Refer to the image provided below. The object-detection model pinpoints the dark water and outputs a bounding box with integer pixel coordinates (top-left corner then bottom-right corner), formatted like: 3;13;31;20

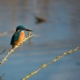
0;0;80;80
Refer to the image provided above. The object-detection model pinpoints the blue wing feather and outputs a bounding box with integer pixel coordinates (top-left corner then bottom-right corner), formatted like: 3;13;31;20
10;30;22;45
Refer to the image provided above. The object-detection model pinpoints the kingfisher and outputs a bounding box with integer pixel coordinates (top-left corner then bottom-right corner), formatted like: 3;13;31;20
10;25;32;48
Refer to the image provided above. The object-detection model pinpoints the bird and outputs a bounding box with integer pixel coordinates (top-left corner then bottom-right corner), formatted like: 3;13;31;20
10;25;32;48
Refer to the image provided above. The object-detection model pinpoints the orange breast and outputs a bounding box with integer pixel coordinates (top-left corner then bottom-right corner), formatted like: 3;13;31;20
12;31;25;48
18;31;25;43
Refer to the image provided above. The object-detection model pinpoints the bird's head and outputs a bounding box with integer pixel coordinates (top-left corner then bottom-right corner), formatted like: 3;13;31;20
16;25;32;32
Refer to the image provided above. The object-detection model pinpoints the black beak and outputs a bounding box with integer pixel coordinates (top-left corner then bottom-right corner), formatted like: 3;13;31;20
24;28;32;32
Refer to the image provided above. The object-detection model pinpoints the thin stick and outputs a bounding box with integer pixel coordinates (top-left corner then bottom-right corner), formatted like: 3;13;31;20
21;47;80;80
0;33;37;65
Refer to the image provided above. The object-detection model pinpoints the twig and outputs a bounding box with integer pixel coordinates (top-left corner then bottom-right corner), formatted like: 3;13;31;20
21;47;80;80
0;48;7;55
0;33;37;65
0;73;5;78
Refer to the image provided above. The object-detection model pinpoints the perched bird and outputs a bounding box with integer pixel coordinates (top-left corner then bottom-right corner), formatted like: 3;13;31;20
10;25;32;48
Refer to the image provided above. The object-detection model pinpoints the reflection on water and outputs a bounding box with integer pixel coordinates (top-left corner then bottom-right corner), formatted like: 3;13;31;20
0;0;80;80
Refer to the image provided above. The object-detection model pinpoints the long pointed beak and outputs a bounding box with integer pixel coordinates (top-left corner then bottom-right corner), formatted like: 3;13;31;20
25;28;32;32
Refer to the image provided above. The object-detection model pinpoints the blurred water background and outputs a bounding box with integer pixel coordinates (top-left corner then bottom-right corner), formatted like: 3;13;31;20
0;0;80;80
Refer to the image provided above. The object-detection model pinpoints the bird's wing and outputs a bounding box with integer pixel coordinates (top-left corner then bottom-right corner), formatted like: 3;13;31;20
10;32;20;45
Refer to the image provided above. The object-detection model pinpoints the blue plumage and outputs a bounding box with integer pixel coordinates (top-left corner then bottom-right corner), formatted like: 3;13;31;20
10;25;32;48
16;25;25;31
10;30;22;45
